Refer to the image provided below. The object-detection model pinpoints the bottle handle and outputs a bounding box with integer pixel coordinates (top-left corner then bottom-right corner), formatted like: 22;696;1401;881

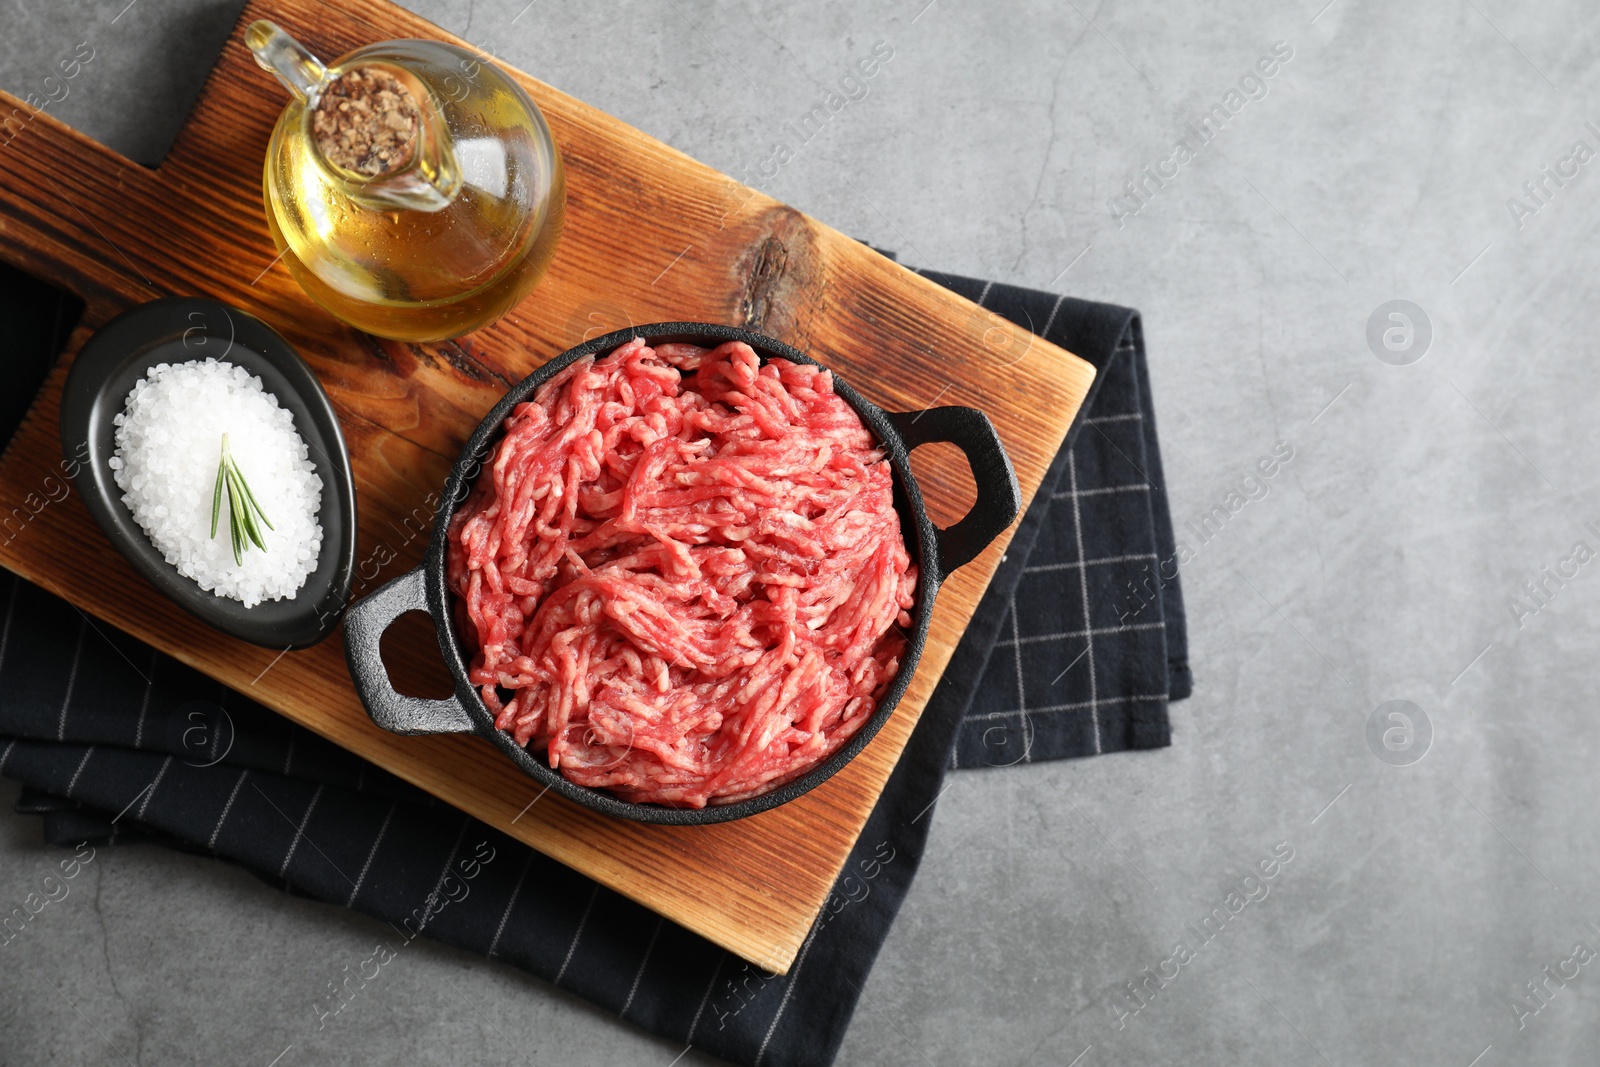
245;19;329;104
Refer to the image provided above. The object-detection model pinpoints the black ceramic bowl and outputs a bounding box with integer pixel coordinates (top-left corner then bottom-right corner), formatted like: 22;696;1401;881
344;323;1019;824
60;298;357;648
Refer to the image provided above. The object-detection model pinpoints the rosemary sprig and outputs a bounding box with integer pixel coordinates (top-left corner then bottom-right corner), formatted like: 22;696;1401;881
210;433;274;565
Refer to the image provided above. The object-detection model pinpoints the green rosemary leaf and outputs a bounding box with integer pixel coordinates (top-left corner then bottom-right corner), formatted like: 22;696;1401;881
234;474;252;559
233;461;274;532
210;453;225;539
228;479;244;566
226;468;251;548
210;432;274;563
230;467;268;552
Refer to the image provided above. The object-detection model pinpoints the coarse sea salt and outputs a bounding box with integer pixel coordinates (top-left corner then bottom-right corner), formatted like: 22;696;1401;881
111;358;323;608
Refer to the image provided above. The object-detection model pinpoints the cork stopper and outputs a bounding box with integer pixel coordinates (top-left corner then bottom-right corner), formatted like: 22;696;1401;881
310;66;420;177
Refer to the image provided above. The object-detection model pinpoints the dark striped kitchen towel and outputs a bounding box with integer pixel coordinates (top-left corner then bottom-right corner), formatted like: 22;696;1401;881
0;258;1187;1067
907;269;1191;768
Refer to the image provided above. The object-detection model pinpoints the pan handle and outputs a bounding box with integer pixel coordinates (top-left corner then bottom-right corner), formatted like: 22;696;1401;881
885;406;1021;578
343;568;477;736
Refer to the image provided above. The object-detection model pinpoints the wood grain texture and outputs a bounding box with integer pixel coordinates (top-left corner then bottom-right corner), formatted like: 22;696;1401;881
0;0;1093;973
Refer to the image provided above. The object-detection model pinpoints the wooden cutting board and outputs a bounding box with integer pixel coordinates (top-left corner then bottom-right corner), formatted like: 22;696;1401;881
0;0;1093;973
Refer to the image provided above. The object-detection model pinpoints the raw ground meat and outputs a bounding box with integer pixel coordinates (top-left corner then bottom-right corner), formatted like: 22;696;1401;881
446;338;917;807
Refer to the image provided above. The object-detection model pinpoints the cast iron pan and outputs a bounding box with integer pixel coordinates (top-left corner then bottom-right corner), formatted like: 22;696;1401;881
60;298;357;648
344;323;1019;824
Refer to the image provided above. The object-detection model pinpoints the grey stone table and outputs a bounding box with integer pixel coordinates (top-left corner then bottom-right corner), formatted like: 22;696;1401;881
4;1;1599;1063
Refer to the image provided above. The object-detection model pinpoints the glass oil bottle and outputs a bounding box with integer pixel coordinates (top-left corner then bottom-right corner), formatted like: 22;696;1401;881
247;20;565;342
